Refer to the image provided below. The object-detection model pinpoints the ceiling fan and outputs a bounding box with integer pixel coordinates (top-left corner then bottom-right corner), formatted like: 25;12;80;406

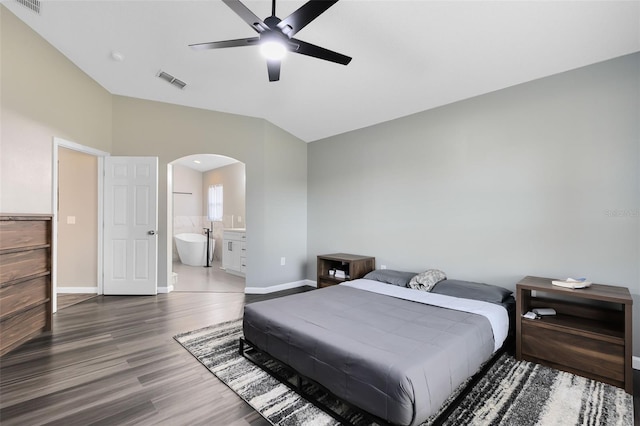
189;0;352;82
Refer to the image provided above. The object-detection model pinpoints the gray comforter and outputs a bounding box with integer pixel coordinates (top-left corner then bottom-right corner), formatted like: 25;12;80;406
243;285;496;426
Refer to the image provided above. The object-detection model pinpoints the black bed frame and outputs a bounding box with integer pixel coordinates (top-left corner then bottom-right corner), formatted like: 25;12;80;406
239;337;390;425
239;336;511;426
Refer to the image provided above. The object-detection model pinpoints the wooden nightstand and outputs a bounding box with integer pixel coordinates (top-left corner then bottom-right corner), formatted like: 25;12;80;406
515;276;633;394
316;253;375;288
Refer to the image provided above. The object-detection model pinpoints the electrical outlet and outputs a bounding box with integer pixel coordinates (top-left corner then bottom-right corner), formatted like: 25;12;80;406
67;216;76;225
280;257;286;266
381;265;387;269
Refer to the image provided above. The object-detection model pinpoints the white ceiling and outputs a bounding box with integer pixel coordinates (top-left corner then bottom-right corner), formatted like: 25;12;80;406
172;154;239;172
4;1;639;142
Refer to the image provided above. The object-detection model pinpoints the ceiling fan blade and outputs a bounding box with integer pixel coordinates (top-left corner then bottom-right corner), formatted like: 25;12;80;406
189;37;260;50
277;0;340;37
267;60;281;82
291;38;351;65
222;0;269;33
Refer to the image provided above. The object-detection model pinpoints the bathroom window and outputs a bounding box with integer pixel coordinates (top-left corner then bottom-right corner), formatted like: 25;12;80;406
208;184;223;221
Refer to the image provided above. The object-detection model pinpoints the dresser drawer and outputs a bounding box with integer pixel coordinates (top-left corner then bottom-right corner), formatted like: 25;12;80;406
0;276;49;319
521;321;624;382
0;214;53;357
0;303;48;356
0;219;49;251
0;249;49;284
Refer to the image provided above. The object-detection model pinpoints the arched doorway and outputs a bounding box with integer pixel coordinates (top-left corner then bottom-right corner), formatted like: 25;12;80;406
168;154;246;293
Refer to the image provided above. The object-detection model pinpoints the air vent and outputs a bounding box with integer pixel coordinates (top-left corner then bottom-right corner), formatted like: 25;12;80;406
157;71;187;90
16;0;40;14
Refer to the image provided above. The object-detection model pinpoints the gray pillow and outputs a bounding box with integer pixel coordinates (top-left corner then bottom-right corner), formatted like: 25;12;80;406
364;269;417;287
430;279;513;304
407;269;446;292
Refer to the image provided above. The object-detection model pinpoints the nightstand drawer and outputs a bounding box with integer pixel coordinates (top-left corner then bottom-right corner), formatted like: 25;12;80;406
516;276;633;393
521;321;624;382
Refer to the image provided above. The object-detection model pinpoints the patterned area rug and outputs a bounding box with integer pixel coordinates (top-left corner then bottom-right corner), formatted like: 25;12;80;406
174;319;633;426
443;355;633;426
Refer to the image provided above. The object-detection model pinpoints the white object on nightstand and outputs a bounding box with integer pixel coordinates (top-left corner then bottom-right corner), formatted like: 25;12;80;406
551;278;592;289
533;308;556;316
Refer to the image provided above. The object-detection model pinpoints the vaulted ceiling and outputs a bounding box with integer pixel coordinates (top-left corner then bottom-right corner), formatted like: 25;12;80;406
4;1;639;142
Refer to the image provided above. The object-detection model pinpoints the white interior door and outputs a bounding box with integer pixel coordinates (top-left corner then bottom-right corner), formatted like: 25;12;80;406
104;156;158;295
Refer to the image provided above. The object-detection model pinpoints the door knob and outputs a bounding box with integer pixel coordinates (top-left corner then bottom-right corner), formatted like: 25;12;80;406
148;230;157;235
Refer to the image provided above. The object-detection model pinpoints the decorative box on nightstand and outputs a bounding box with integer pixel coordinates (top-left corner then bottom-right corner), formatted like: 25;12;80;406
515;275;633;394
316;253;375;288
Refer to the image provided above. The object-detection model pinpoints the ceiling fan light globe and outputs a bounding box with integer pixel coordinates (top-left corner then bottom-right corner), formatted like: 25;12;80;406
260;41;287;60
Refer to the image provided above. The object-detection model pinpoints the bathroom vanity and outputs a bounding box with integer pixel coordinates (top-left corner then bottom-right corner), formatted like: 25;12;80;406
222;229;246;277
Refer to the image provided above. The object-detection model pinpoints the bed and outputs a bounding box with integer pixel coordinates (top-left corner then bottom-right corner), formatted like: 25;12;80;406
242;273;515;426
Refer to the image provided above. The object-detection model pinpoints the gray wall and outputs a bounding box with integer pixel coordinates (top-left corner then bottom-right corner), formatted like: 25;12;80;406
259;121;309;287
308;53;639;353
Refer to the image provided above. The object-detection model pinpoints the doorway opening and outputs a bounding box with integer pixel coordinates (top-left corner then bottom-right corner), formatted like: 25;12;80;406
52;137;108;312
168;154;246;293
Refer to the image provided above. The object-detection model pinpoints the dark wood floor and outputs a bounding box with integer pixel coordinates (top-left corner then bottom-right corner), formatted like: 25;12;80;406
1;288;637;425
57;293;98;310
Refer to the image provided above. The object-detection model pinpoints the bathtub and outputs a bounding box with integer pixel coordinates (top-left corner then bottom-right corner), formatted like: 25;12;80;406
174;233;215;266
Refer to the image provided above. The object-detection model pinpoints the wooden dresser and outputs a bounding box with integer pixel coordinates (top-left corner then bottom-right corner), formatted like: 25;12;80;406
0;214;53;356
516;276;632;394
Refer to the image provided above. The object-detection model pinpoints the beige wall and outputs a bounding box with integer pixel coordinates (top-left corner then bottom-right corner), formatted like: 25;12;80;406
203;162;246;260
0;6;112;214
57;148;98;289
2;7;309;290
172;164;204;261
203;162;246;225
112;96;308;289
173;165;203;218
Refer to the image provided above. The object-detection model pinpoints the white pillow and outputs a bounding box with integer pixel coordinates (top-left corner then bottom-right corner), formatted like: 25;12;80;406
407;269;446;292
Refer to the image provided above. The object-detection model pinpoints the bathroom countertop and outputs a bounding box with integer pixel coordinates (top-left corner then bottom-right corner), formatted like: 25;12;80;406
224;228;246;232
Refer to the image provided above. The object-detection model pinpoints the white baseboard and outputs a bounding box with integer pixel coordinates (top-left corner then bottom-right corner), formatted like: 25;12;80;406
57;287;98;294
58;286;177;294
633;356;640;370
245;279;316;294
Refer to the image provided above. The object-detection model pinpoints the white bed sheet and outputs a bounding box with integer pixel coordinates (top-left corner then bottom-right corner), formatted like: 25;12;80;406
342;278;509;352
